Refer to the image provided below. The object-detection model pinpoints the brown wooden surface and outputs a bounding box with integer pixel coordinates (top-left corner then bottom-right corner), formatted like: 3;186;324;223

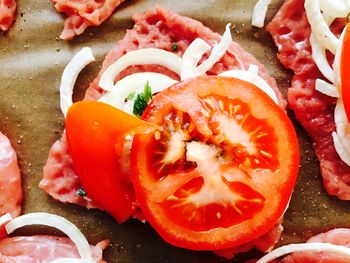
1;0;350;262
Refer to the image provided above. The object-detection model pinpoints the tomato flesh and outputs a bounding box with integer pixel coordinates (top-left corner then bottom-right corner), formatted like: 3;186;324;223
131;76;299;250
341;23;350;121
66;101;158;223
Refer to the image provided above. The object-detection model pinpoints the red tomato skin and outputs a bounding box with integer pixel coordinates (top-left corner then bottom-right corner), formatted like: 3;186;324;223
341;24;350;121
131;76;299;250
66;101;157;223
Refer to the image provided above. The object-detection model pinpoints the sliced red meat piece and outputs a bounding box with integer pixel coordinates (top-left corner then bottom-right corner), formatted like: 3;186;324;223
40;134;99;209
0;0;16;31
0;235;109;262
267;0;350;199
281;228;350;262
40;7;286;258
52;0;125;40
214;220;283;259
0;132;22;218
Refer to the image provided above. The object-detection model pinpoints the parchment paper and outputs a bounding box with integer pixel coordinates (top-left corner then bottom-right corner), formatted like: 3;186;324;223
1;0;350;262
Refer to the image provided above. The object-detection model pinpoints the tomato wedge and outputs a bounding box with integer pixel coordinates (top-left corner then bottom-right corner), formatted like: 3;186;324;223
66;101;158;223
131;76;299;250
341;23;350;121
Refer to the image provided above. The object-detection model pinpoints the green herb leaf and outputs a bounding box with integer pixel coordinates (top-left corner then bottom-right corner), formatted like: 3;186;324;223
133;94;148;117
171;43;178;52
76;188;87;197
143;81;152;102
133;81;153;117
127;92;136;100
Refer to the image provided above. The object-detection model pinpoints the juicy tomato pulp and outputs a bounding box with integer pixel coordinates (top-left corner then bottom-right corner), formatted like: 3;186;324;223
341;23;350;121
66;101;158;223
131;76;299;250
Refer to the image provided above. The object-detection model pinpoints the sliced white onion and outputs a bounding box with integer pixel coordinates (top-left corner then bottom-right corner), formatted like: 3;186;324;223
322;13;336;27
256;242;350;263
310;34;335;83
319;0;350;18
333;132;350;165
305;0;339;54
252;0;272;28
0;213;12;227
219;65;279;104
196;24;232;75
333;25;347;88
180;38;211;80
248;64;259;75
99;49;182;91
99;72;178;114
60;47;95;118
333;100;350;165
5;213;93;263
315;78;339;97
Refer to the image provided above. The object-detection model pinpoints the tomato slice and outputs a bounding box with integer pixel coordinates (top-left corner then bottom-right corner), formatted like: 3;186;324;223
131;76;299;250
341;23;350;121
66;101;158;223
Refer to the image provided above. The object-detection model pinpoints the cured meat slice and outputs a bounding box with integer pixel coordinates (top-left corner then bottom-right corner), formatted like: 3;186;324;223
281;228;350;262
0;132;22;218
52;0;125;40
0;0;16;31
0;235;109;262
40;7;286;258
267;0;350;199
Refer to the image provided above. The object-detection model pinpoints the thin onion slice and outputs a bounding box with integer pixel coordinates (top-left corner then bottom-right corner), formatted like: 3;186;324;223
333;132;350;165
99;49;182;91
310;34;335;83
333;100;350;165
305;0;339;54
256;242;350;263
219;65;279;103
319;0;350;18
196;24;232;75
333;25;347;87
315;78;339;97
0;213;12;227
252;0;272;28
60;47;95;118
99;72;178;114
5;213;93;262
322;13;336;26
180;38;211;80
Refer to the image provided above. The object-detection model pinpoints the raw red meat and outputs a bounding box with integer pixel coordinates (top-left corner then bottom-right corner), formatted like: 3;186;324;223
0;235;109;262
0;0;16;31
267;0;350;199
281;228;350;262
52;0;125;40
41;7;286;258
0;132;22;218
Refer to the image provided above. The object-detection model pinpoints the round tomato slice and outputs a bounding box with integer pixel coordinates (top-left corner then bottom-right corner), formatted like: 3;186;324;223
341;23;350;121
131;76;299;250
